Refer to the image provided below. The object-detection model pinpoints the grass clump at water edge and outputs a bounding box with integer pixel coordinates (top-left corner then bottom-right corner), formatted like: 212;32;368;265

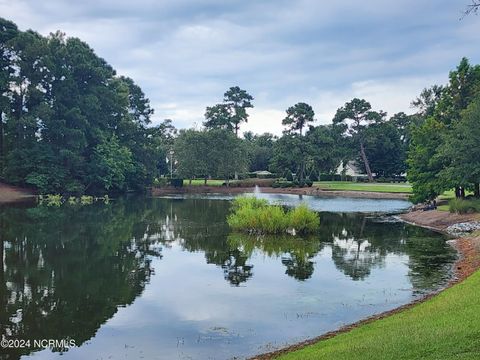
449;198;480;214
227;196;320;235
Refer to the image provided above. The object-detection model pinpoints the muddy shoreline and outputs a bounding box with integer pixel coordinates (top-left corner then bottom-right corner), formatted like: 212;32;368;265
250;210;480;360
0;182;35;204
152;185;410;199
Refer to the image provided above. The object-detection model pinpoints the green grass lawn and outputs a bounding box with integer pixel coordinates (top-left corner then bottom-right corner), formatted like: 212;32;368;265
313;181;412;193
437;204;450;212
277;270;480;360
183;179;225;186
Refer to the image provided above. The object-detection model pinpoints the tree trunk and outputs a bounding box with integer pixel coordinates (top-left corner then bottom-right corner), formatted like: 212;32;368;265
189;178;192;185
359;142;374;182
455;186;460;198
299;160;305;184
204;177;207;185
475;183;480;198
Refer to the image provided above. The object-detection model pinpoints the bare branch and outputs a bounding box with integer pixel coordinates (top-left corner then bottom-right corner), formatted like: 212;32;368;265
463;0;480;18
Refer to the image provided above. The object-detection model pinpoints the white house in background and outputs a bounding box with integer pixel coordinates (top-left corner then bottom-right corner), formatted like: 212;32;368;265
335;161;369;180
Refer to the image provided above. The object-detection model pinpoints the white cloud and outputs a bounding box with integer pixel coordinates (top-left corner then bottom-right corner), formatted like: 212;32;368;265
1;0;479;133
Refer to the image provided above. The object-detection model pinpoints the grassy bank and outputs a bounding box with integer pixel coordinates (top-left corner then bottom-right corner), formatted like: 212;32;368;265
275;270;480;360
183;179;225;186
182;180;412;193
313;181;412;193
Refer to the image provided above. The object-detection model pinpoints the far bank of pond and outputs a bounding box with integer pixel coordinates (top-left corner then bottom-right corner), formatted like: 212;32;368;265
152;185;410;199
0;193;461;360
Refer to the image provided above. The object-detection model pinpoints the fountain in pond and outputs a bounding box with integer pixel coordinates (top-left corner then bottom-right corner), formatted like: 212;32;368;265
253;185;261;196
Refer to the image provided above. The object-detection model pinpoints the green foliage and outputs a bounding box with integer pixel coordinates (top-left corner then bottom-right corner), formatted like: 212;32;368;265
204;86;254;136
282;102;315;136
272;180;295;188
408;58;480;202
38;194;63;207
80;195;94;205
333;98;386;181
90;135;134;192
285;170;294;181
169;178;184;187
0;19;173;195
407;118;448;203
362;120;407;177
243;132;276;172
227;196;320;235
448;198;480;214
173;128;249;183
288;204;320;233
153;177;168;187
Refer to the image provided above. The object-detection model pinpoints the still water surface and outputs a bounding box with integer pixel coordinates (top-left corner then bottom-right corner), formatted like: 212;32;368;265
0;195;455;359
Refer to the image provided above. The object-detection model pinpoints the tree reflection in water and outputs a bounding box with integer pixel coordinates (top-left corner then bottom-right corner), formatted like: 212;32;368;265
0;197;456;359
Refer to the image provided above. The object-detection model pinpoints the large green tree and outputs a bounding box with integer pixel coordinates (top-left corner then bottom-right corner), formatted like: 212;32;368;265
0;18;172;194
203;86;254;136
333;98;385;182
407;118;448;203
282;102;315;136
437;96;480;197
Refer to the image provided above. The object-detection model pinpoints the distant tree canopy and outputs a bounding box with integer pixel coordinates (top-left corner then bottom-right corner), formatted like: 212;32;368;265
204;86;254;136
0;17;173;194
174;128;248;184
2;18;479;200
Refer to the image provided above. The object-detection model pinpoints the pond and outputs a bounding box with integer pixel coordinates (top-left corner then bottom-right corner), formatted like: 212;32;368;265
0;195;456;360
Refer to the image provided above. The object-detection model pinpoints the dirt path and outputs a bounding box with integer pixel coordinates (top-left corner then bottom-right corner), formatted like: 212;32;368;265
0;182;35;204
398;209;480;232
152;186;410;199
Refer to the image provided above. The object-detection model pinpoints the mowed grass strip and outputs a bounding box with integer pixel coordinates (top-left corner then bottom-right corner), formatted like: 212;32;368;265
313;181;412;193
277;270;480;360
183;179;225;186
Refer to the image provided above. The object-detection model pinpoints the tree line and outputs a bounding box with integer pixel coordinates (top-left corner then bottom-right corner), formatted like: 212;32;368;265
2;17;479;202
176;60;480;204
175;87;412;187
0;17;175;194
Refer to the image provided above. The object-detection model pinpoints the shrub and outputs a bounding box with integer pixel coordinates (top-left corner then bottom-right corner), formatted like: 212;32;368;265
272;180;295;188
80;195;94;205
153;177;168;187
309;172;319;181
449;198;480;214
285;171;294;181
38;194;62;207
288;204;320;234
169;178;184;187
227;196;320;235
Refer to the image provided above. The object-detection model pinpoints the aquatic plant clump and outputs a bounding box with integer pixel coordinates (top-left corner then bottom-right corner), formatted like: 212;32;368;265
227;196;320;235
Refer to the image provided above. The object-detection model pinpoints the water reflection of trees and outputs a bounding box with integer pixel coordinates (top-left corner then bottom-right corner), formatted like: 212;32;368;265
228;233;324;281
0;199;162;359
0;197;457;359
151;201;455;287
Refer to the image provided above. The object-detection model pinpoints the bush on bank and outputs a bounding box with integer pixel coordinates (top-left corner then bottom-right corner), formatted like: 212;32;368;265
227;196;320;235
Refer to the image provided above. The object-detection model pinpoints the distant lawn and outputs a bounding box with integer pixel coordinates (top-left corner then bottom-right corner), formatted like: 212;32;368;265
437;204;450;212
183;179;225;186
277;269;480;360
313;181;412;193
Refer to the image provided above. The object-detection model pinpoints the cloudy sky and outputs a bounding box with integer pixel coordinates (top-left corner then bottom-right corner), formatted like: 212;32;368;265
1;0;479;135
